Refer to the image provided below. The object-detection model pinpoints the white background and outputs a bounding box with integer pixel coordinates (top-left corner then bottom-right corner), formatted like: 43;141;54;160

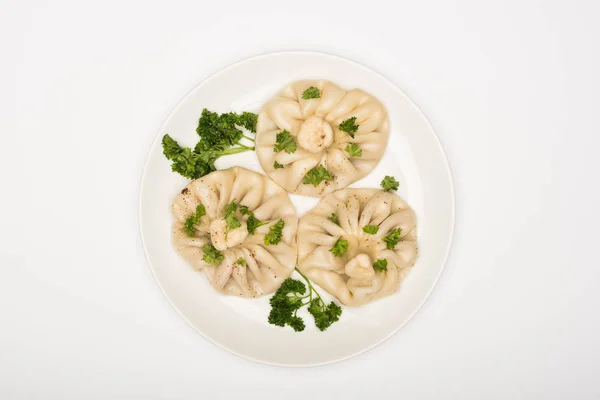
1;0;599;398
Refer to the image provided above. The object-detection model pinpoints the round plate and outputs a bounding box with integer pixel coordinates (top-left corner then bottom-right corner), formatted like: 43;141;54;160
139;51;454;367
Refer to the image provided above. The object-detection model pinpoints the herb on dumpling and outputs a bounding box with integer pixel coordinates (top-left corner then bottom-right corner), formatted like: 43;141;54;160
339;117;359;138
301;86;321;99
303;165;333;186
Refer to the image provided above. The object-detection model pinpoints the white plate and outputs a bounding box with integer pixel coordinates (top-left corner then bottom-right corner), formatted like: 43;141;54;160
139;51;454;367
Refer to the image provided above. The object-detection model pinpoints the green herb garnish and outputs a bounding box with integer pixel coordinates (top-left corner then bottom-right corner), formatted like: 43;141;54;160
236;257;246;267
327;213;339;225
202;243;224;265
273;130;297;154
239;205;267;234
268;269;342;332
382;228;402;249
345;143;362;158
183;204;206;237
330;237;348;257
224;201;241;233
362;225;379;235
301;86;321;99
303;165;333;186
264;219;285;245
273;161;284;169
162;108;257;179
373;259;388;272
339;117;359;138
381;175;399;191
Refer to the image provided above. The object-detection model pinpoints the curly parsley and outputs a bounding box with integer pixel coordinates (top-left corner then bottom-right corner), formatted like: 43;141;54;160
264;219;285;246
240;205;268;235
339;117;359;138
268;269;342;332
202;243;224;265
273;130;297;154
381;175;399;191
382;228;402;249
183;204;206;237
303;165;333;187
236;257;246;267
362;225;379;235
301;86;321;99
373;259;388;272
345;143;362;158
327;213;339;225
330;237;349;257
224;201;241;234
162;109;257;180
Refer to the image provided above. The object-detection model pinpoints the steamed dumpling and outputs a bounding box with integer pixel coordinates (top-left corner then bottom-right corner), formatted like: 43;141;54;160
256;80;390;197
297;189;418;306
171;167;298;297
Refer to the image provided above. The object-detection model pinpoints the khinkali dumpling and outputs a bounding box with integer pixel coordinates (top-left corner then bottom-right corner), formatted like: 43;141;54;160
297;189;418;306
256;80;390;197
171;167;298;297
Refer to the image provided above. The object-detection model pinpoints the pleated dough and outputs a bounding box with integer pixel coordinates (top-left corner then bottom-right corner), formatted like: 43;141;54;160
297;189;418;306
171;167;298;297
256;80;390;197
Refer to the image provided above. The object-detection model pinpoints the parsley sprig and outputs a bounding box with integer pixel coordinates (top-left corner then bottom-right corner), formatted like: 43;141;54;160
202;243;224;265
345;143;362;158
382;228;402;249
362;224;379;235
373;259;388;272
381;175;399;191
162;108;257;179
273;130;297;154
183;204;206;237
268;268;342;332
339;117;359;138
264;219;285;245
330;237;349;257
301;86;321;99
303;165;333;186
239;205;267;234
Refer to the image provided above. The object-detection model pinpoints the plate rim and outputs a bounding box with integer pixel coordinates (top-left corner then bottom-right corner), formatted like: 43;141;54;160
138;49;456;367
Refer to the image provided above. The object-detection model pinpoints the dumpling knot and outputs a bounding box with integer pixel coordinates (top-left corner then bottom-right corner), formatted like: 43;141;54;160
209;219;249;251
296;115;333;153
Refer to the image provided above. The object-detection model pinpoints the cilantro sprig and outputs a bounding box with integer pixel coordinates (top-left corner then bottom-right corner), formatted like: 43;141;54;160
183;204;206;237
273;161;284;169
268;268;342;332
162;108;257;179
